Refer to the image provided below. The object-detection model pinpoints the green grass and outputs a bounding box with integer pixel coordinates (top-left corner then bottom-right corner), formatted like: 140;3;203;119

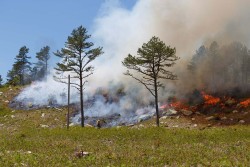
0;126;250;166
0;87;250;166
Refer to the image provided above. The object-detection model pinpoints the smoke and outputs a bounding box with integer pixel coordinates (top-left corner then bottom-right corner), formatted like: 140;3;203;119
89;0;250;95
14;0;250;125
15;74;79;107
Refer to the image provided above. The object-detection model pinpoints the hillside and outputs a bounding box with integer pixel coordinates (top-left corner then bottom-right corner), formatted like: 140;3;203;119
0;86;250;166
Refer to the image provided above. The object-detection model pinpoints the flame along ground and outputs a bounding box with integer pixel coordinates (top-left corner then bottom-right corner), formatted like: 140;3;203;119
160;91;250;113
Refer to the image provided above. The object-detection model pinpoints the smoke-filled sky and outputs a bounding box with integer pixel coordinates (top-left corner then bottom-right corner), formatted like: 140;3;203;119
88;0;250;90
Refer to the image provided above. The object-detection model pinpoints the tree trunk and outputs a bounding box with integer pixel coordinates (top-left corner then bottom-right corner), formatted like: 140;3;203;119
80;75;84;127
154;78;160;127
67;75;70;129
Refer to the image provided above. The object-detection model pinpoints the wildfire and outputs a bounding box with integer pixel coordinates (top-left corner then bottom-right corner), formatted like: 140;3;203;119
201;91;220;105
240;99;250;108
160;98;192;111
170;101;189;110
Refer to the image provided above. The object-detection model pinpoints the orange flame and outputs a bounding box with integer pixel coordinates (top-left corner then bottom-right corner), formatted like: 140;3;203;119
201;91;220;105
169;101;197;111
240;99;250;108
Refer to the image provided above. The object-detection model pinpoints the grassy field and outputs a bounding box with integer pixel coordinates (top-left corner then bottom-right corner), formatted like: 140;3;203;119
0;86;250;166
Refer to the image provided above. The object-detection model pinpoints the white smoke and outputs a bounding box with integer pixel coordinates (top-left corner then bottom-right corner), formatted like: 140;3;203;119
15;74;79;106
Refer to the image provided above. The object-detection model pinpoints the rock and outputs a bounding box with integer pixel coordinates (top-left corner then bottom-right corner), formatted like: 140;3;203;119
85;124;94;128
139;124;144;128
239;120;245;124
138;115;151;122
40;124;49;128
232;110;238;113
207;124;212;127
221;117;227;120
28;103;33;108
54;107;62;111
160;116;168;120
236;104;242;108
27;151;32;154
181;109;193;116
205;116;215;121
225;99;236;106
75;151;90;158
69;123;75;127
164;109;177;116
193;124;198;127
127;124;134;127
11;115;15;118
243;112;248;115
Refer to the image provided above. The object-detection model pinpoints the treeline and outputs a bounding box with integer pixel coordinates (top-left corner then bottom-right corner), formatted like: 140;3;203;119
6;45;50;86
188;41;250;95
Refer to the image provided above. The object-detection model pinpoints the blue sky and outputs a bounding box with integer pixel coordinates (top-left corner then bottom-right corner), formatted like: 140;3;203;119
0;0;136;81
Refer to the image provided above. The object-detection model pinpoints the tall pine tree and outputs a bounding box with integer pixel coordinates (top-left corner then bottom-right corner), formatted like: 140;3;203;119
122;36;179;127
54;26;103;127
7;46;31;85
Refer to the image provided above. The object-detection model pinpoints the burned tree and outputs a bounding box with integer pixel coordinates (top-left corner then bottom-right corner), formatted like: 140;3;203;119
54;26;103;127
122;36;179;127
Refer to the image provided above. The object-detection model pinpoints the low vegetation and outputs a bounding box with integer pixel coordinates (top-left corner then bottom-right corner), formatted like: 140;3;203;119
0;87;250;166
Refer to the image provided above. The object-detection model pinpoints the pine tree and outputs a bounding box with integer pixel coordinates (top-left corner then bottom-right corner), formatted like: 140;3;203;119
36;46;50;80
122;36;179;127
0;75;3;87
54;26;103;127
7;46;31;85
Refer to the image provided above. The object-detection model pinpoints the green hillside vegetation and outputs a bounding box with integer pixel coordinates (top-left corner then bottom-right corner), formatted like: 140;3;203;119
0;86;250;166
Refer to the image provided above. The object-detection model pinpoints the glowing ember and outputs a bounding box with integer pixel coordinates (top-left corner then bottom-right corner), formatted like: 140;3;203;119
201;91;220;105
240;99;250;108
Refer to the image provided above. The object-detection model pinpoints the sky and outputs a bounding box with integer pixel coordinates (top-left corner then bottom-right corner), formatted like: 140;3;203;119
0;0;136;81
